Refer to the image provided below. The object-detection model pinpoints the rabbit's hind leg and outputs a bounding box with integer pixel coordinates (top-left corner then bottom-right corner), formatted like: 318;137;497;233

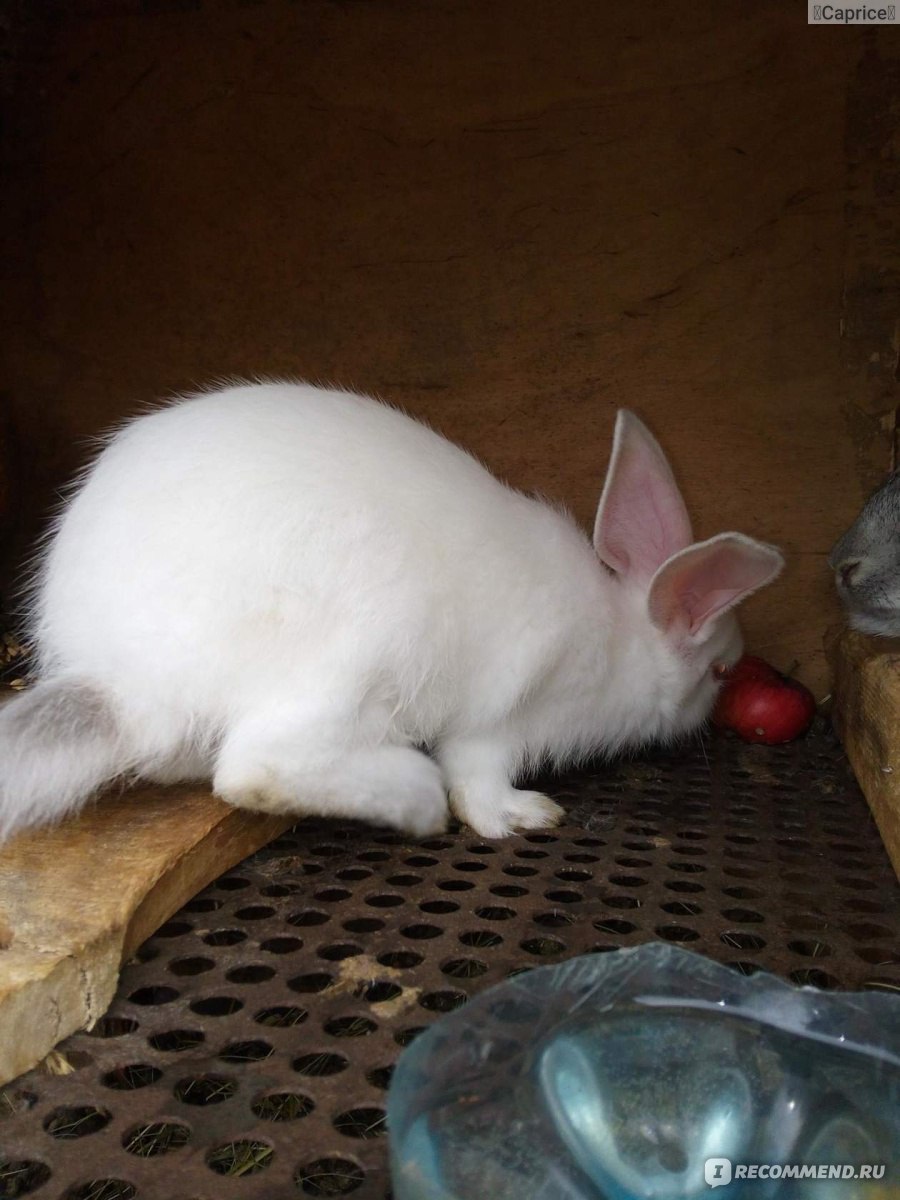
141;746;213;786
212;699;448;837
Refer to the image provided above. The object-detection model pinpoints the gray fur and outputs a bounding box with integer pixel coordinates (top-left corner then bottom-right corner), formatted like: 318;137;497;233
0;680;127;840
829;469;900;636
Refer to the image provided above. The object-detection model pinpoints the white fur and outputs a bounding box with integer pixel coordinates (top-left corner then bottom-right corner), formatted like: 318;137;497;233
0;384;784;841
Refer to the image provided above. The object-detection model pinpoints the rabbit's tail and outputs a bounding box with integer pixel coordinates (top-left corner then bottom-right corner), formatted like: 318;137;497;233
0;678;132;842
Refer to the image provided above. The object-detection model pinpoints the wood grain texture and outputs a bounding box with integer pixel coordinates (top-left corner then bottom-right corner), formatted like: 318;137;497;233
0;788;291;1086
826;624;900;881
0;2;887;693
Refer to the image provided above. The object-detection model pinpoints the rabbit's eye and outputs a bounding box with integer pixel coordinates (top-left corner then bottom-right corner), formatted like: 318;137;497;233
712;663;730;681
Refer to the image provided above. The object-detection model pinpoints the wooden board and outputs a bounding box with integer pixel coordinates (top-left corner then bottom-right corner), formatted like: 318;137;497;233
0;787;290;1087
826;624;900;881
1;2;892;694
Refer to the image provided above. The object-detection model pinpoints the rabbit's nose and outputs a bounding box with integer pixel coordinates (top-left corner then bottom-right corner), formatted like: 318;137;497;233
837;560;861;588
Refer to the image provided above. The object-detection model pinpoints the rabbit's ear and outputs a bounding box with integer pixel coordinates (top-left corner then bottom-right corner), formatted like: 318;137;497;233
593;410;693;579
648;533;784;636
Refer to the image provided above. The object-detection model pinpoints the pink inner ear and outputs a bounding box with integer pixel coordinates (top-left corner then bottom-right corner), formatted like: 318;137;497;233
649;535;784;635
594;411;693;579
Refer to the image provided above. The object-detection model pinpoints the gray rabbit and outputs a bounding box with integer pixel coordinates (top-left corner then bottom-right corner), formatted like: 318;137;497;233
830;469;900;635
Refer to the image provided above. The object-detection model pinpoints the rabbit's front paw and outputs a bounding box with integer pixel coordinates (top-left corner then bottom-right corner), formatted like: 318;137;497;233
449;786;564;839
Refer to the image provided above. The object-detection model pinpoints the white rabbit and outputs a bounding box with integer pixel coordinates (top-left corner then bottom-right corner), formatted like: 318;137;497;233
0;383;783;842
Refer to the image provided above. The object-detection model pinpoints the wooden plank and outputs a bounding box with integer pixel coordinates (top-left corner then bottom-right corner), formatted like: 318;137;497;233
825;624;900;881
0;2;883;695
0;787;291;1086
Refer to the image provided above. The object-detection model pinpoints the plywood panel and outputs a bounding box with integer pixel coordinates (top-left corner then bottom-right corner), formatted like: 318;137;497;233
0;2;889;692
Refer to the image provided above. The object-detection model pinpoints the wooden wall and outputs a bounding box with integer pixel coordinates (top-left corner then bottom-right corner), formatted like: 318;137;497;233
2;1;897;693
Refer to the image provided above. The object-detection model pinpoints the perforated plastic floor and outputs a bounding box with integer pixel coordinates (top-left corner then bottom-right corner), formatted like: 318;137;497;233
1;727;899;1200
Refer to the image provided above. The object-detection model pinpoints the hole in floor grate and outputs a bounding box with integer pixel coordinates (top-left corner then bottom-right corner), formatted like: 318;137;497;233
218;1039;273;1063
43;1106;112;1139
122;1121;190;1157
333;1106;387;1139
296;1157;366;1195
146;1029;204;1053
64;1182;137;1200
173;1074;237;1105
292;1052;349;1077
206;1139;274;1176
255;1004;309;1026
252;1091;315;1121
1;730;897;1198
101;1065;162;1091
86;1017;138;1039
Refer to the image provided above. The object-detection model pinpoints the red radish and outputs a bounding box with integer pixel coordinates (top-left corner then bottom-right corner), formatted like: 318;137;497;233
721;654;779;684
713;655;816;744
